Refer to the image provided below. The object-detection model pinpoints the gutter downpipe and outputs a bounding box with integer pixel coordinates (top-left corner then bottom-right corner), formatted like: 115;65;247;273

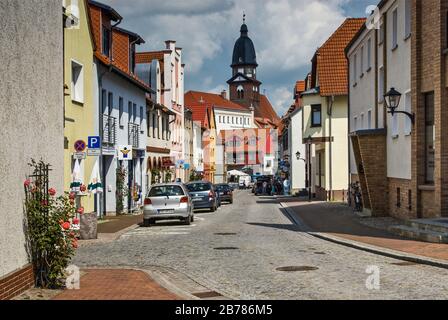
99;17;122;219
328;95;334;201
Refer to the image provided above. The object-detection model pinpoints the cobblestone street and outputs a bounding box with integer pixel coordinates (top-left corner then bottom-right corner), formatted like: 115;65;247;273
73;191;448;300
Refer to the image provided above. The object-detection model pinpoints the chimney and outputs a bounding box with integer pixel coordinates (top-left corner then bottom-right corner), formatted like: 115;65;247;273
165;40;176;51
220;90;227;100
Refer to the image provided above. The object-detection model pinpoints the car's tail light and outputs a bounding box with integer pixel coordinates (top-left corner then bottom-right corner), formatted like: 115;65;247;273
180;196;188;203
144;198;152;205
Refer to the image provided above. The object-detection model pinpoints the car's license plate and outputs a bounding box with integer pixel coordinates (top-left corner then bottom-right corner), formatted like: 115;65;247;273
158;209;174;214
192;198;201;202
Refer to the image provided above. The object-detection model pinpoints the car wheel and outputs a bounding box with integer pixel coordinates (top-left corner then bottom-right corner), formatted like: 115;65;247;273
183;217;191;225
230;199;233;204
143;219;151;227
210;205;216;212
191;215;194;222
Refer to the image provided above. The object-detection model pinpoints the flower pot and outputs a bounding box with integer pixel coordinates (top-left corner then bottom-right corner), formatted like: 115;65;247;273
80;212;97;240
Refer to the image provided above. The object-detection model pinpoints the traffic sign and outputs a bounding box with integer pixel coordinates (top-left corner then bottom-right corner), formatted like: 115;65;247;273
87;149;101;156
74;140;87;152
88;136;101;149
73;152;86;160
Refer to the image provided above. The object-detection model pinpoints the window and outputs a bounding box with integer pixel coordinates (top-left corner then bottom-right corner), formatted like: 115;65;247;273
219;116;221;123
161;115;165;139
392;8;398;50
354;116;358;131
361;113;365;129
157;115;160;138
311;104;322;127
107;92;113;116
133;103;137;123
129;44;136;74
71;60;84;103
379;22;384;44
378;67;385;102
101;90;107;114
405;0;411;39
360;46;364;76
404;91;412;135
140;106;144;127
102;26;111;58
128;102;133;123
227;116;230;123
396;187;401;208
367;110;372;129
237;85;244;99
367;38;372;70
353;54;358;83
425;92;435;184
119;97;124;126
152;113;156;137
408;190;412;211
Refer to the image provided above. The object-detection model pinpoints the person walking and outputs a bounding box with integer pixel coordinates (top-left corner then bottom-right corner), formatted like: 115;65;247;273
283;178;290;196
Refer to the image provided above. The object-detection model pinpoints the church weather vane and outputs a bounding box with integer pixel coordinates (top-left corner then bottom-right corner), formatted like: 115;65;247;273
243;12;246;24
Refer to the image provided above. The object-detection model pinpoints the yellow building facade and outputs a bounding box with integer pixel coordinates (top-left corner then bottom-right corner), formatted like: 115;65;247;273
63;0;97;213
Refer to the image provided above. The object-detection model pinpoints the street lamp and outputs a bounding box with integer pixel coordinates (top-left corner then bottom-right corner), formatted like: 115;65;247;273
296;151;306;162
384;87;414;124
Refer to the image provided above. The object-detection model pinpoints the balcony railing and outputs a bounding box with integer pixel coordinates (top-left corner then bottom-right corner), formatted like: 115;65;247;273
103;114;117;146
128;123;140;148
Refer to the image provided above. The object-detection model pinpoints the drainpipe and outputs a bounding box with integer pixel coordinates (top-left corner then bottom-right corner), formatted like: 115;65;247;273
327;95;334;201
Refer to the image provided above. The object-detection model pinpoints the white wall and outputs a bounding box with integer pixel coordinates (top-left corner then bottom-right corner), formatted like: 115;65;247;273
101;67;147;212
289;109;306;191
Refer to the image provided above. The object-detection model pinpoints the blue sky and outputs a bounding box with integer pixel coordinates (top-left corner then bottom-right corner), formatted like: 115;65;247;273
104;0;374;115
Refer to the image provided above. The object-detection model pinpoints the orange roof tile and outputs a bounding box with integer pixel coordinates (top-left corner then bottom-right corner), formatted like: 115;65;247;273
256;95;280;123
295;80;306;94
185;91;248;111
136;51;168;64
315;18;366;96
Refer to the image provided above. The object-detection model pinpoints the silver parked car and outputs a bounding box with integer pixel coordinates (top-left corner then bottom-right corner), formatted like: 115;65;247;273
143;183;194;227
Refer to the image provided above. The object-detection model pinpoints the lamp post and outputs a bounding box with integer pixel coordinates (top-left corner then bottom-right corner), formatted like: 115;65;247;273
384;87;414;124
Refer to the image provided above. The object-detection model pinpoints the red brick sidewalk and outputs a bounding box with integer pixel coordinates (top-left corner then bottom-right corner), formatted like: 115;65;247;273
53;269;180;300
282;200;448;261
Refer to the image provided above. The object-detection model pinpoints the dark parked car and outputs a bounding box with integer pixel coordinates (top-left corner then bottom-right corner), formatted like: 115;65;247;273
215;183;233;204
254;178;273;196
186;181;218;212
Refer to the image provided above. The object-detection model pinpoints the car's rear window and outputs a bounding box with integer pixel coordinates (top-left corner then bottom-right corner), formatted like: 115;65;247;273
216;185;230;191
148;186;184;197
187;183;211;192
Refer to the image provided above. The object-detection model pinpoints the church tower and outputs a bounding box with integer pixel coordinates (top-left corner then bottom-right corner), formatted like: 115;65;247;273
227;16;261;110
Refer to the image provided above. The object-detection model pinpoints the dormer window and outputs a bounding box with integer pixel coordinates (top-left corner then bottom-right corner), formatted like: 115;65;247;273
102;26;111;58
129;43;136;73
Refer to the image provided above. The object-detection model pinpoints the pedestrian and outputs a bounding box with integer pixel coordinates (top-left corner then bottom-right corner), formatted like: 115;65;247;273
283;178;290;196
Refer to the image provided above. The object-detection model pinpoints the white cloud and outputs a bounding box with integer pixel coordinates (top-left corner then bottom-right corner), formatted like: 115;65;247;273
102;0;356;74
265;86;294;116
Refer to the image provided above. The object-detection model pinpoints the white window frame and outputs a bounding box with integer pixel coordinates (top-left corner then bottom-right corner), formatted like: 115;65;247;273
404;0;411;39
367;109;372;129
367;38;372;70
404;90;412;135
378;66;385;103
392;8;398;50
71;59;84;104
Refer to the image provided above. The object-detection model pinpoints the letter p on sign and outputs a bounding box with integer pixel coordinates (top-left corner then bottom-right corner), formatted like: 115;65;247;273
88;136;101;149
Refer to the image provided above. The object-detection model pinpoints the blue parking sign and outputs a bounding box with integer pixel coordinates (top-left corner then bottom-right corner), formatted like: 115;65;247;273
88;136;101;149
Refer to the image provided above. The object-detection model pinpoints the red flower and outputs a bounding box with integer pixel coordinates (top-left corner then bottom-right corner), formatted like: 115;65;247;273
72;240;78;249
62;222;70;230
77;207;84;215
24;179;31;187
41;200;48;207
48;188;56;196
80;185;87;192
69;231;76;238
73;218;80;225
69;192;76;200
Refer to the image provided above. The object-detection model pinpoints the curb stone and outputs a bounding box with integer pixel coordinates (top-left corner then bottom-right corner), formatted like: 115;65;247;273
280;202;448;270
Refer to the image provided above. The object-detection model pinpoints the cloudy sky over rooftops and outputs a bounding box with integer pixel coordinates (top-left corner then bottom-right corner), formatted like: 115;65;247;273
103;0;373;115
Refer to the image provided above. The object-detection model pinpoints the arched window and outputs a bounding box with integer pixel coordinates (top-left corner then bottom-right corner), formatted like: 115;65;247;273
237;85;244;99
